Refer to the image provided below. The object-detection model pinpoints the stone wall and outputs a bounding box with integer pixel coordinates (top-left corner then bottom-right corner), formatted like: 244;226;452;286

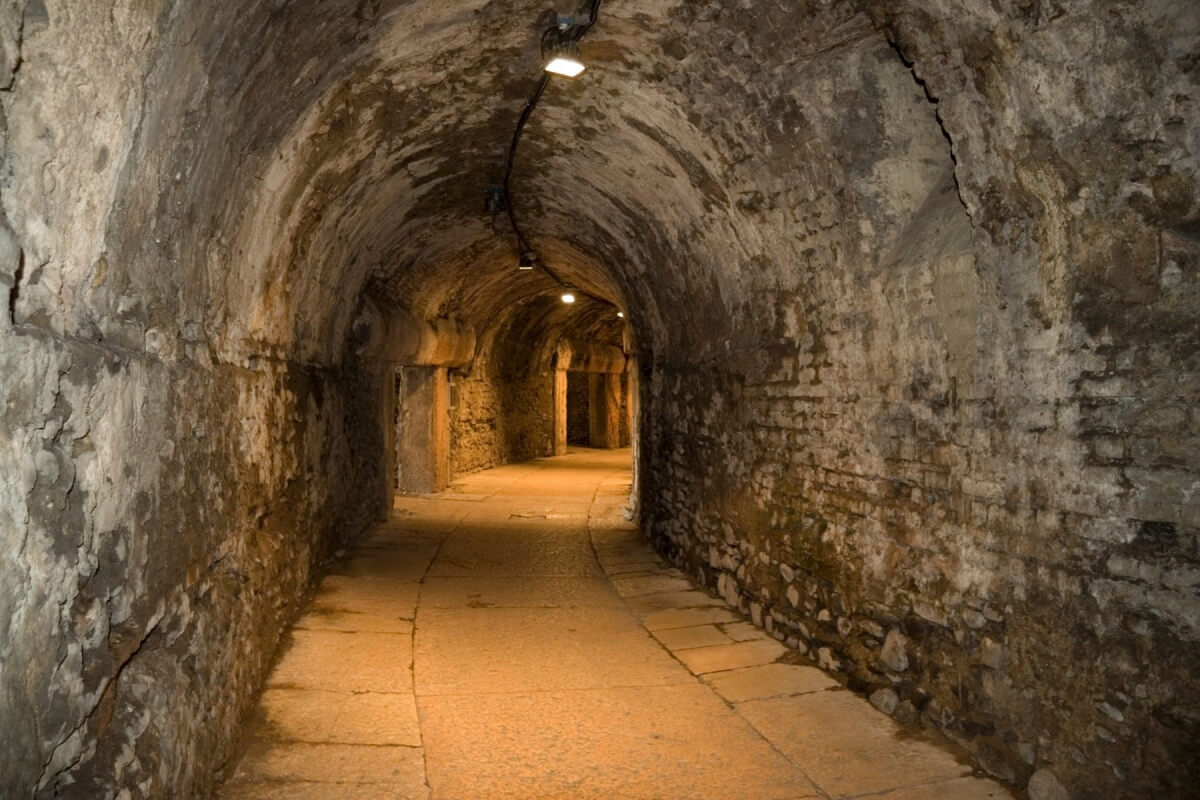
633;3;1200;798
0;318;382;797
0;2;386;796
450;358;554;477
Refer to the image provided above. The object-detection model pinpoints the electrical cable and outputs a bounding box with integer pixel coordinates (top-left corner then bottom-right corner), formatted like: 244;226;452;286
503;72;550;261
501;0;611;304
568;0;604;41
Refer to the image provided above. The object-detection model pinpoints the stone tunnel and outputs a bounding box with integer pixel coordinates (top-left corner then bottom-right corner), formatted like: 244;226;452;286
1;0;1198;798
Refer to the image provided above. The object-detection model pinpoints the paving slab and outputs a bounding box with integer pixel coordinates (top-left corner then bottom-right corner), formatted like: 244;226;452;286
389;500;471;532
642;606;741;630
673;637;789;674
462;507;592;530
603;560;670;574
595;551;662;568
310;575;421;620
295;609;414;634
227;741;426;786
652;623;734;651
611;573;696;596
415;606;688;695
624;590;727;614
738;690;975;798
254;688;421;746
362;524;444;547
590;529;647;547
426;535;602;578
267;630;412;693
220;781;428;800
329;544;438;582
222;449;1012;800
723;620;774;641
419;575;621;609
593;541;659;558
707;663;840;703
418;684;819;800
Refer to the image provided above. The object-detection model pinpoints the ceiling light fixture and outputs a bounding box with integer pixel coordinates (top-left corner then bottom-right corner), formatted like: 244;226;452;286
502;2;615;313
545;41;586;77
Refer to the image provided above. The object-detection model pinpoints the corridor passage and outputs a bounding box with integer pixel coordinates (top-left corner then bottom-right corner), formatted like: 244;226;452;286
218;450;1012;800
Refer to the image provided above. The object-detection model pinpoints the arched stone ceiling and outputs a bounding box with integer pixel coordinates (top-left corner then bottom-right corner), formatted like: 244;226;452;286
10;0;1193;370
82;0;900;366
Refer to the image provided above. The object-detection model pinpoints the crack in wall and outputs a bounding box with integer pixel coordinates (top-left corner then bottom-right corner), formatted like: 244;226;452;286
1;0;45;92
6;239;20;324
884;36;975;229
36;612;166;794
0;3;23;91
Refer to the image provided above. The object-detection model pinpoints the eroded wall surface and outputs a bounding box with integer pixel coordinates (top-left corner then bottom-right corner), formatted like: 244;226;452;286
450;361;555;475
0;3;385;796
634;3;1199;797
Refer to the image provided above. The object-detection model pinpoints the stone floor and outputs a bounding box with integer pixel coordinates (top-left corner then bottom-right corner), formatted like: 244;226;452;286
218;448;1015;800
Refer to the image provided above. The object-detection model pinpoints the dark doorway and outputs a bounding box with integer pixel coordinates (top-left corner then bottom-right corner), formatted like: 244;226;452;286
566;371;591;446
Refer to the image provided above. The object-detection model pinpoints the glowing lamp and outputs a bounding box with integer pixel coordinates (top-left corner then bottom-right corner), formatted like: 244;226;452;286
546;56;585;77
545;41;586;77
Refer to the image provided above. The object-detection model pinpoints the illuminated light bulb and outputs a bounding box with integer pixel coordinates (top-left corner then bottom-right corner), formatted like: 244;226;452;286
617;311;625;318
545;41;586;78
561;292;576;304
545;56;586;77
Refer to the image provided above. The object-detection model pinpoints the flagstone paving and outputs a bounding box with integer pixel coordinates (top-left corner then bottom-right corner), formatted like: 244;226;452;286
219;449;1014;800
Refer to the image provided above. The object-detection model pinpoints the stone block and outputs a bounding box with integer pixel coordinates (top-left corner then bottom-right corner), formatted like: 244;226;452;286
673;638;788;675
652;624;733;651
881;629;910;672
709;663;839;703
1027;768;1072;800
869;687;900;715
